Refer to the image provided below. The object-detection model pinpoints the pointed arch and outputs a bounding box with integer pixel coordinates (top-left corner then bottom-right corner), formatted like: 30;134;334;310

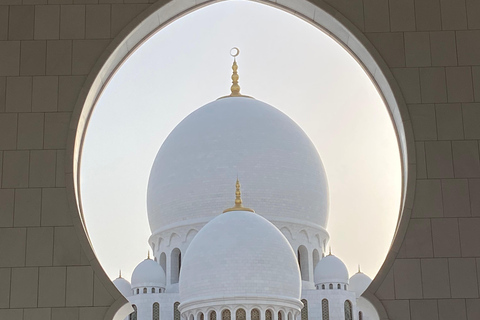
251;309;260;320
171;248;181;284
185;229;198;243
265;309;273;320
222;309;231;320
280;227;293;240
130;305;137;320
160;252;166;274
236;309;246;320
312;249;320;270
301;299;308;320
210;311;217;320
299;230;310;243
321;299;329;320
168;233;180;246
297;245;309;281
344;300;352;320
153;302;160;320
174;302;180;320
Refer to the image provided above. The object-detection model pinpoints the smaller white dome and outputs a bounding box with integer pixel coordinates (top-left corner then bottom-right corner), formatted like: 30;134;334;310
131;258;166;289
314;254;349;285
349;272;372;298
180;210;302;307
113;277;132;297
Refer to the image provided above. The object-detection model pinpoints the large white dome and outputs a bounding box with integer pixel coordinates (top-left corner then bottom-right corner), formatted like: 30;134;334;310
147;97;328;233
179;209;302;306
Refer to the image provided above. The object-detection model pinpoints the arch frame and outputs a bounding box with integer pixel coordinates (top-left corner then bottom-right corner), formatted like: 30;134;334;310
65;0;416;319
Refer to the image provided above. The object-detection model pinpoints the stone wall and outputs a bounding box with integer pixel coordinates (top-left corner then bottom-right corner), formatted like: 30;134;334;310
1;0;480;319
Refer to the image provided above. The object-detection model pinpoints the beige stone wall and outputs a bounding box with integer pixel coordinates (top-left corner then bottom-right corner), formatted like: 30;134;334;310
1;0;479;319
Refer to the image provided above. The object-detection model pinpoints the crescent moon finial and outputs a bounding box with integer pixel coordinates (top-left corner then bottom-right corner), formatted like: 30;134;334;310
230;47;240;58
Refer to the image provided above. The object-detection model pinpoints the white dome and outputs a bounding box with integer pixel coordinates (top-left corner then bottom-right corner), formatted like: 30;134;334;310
314;254;349;285
349;272;372;298
113;277;132;297
131;258;166;288
147;97;329;234
179;210;302;305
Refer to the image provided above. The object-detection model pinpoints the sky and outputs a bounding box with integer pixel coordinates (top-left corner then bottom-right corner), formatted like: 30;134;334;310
80;0;402;282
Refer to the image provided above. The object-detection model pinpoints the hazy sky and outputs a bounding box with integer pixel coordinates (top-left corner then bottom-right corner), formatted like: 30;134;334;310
80;0;402;281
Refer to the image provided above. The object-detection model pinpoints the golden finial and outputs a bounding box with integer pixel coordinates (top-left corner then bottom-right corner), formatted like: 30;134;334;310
230;47;241;97
119;270;122;278
223;178;255;213
328;247;332;256
147;251;150;259
358;264;361;273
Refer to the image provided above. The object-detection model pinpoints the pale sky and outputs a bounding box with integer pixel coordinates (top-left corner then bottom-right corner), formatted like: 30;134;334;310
80;0;402;282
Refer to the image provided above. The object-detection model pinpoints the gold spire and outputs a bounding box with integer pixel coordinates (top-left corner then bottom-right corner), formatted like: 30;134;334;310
119;270;122;278
230;47;241;96
223;178;255;213
328;247;332;256
217;47;252;100
358;264;361;273
147;251;150;259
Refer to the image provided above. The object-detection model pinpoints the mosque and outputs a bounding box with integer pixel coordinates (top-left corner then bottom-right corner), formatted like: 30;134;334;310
112;49;379;320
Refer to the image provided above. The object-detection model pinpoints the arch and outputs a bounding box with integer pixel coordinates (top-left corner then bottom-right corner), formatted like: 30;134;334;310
251;309;260;320
190;315;194;320
329;284;333;290
277;311;283;320
301;299;308;320
171;248;181;284
198;313;204;320
152;288;155;293
222;309;231;320
287;312;292;320
337;284;341;289
153;302;160;320
160;252;167;274
67;1;416;319
321;284;325;290
358;312;363;320
321;299;329;320
344;301;352;320
130;305;138;320
280;227;293;240
312;249;320;270
299;230;310;243
265;310;273;320
168;233;181;246
316;234;323;248
297;245;309;281
174;302;181;320
136;288;139;294
210;311;217;320
185;229;198;243
236;309;246;320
